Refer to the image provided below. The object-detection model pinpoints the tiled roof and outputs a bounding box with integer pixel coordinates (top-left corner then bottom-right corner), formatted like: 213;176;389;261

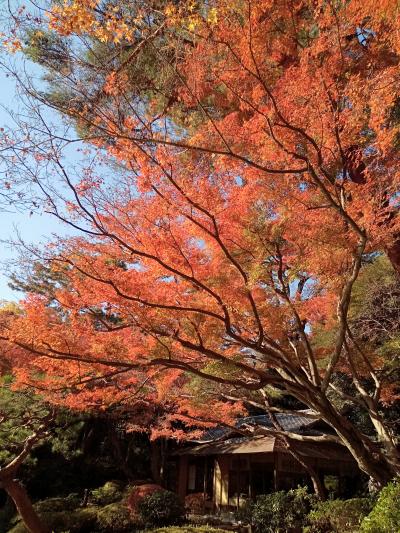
173;412;358;461
195;413;320;443
176;435;355;461
176;436;278;456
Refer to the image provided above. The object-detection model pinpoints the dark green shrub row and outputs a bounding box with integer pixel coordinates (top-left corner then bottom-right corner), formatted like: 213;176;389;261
237;479;400;533
239;486;315;533
305;497;373;532
7;478;400;532
306;479;400;533
7;485;185;532
8;502;136;532
8;507;98;533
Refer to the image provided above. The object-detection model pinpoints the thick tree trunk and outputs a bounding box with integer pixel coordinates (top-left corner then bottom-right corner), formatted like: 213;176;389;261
1;478;47;533
288;449;326;500
338;435;395;487
386;238;400;275
150;440;163;485
309;471;327;501
316;401;397;487
109;431;133;480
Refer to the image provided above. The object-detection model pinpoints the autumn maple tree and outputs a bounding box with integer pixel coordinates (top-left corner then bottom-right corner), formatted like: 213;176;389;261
0;0;399;490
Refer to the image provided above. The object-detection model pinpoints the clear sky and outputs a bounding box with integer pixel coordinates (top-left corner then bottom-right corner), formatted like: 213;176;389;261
0;65;68;301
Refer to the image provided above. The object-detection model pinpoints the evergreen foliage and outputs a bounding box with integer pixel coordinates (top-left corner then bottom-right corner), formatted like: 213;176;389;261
246;487;315;533
360;478;400;533
306;497;373;533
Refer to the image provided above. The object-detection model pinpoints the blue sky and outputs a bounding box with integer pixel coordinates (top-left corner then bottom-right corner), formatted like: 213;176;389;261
0;65;67;301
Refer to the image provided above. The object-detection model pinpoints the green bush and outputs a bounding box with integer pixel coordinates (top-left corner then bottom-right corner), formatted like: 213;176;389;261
91;481;124;506
235;498;253;525
138;490;185;527
34;493;81;513
8;507;97;533
251;486;314;532
360;479;400;533
126;483;164;515
96;501;136;532
306;497;373;533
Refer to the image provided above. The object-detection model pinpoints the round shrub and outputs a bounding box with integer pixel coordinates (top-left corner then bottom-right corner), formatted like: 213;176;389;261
251;487;314;533
306;497;373;533
126;483;164;516
91;481;123;506
360;478;400;533
138;489;185;527
34;493;81;513
96;502;137;532
185;493;206;514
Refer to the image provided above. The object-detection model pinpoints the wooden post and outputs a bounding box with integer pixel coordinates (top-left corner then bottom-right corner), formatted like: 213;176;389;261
220;456;229;508
203;456;207;513
214;456;229;509
249;458;252;500
214;458;222;510
274;452;280;491
177;456;188;501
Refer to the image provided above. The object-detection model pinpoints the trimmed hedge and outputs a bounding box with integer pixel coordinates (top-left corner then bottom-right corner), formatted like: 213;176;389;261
96;501;136;531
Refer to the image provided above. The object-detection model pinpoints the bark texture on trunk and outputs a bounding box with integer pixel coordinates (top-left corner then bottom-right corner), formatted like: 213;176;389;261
1;478;48;533
317;403;398;488
387;238;400;275
287;449;326;500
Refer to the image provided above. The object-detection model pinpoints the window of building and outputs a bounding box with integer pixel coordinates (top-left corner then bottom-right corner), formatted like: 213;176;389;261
228;470;250;499
187;458;214;497
251;465;274;496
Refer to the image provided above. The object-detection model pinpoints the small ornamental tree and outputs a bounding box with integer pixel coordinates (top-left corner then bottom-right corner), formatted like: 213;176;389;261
0;0;399;490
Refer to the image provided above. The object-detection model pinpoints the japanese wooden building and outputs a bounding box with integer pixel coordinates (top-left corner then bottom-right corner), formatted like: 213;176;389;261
170;414;360;512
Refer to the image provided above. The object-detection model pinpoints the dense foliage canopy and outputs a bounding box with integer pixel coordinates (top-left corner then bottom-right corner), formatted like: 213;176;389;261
0;0;399;492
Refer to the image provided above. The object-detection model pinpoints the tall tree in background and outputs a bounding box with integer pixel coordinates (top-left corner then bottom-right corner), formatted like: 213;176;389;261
0;0;399;489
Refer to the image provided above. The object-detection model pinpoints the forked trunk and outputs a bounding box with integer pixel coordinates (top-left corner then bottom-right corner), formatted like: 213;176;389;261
317;403;398;488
